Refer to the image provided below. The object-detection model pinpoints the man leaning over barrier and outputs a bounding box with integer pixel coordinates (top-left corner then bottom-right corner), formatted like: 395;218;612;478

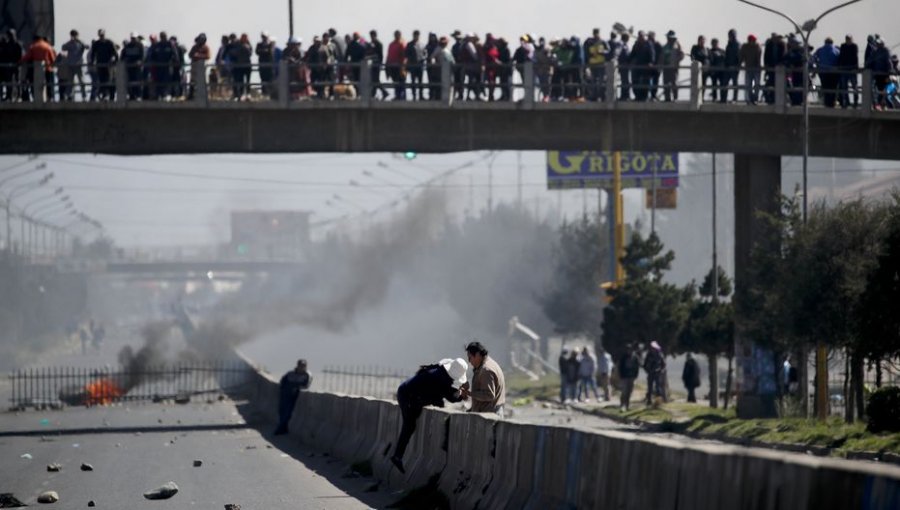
391;357;469;473
274;359;312;435
461;341;506;417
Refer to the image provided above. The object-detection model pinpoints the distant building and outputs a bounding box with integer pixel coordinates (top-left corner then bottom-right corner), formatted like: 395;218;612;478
229;210;311;260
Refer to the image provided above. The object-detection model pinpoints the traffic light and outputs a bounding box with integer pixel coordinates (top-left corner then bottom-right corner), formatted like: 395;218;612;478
403;151;417;160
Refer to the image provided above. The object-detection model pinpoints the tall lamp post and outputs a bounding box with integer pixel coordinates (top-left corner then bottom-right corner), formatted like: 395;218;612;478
738;0;863;422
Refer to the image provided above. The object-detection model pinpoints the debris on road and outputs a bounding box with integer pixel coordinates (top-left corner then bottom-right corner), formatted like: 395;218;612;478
47;463;62;472
37;490;59;503
80;463;94;471
88;501;95;507
224;505;241;510
143;481;179;500
174;393;191;404
0;493;27;507
19;453;32;460
193;460;202;467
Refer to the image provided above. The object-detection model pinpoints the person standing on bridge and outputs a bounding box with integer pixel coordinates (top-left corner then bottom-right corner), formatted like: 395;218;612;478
274;359;312;435
461;341;506;416
391;357;468;473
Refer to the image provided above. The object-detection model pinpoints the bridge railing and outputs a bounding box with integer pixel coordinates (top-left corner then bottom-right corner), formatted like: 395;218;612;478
1;60;896;112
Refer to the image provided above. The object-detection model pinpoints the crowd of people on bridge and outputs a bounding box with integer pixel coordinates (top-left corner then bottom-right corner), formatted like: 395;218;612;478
0;25;897;108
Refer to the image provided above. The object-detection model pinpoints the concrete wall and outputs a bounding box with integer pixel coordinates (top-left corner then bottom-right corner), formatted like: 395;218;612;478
2;105;900;159
233;351;900;510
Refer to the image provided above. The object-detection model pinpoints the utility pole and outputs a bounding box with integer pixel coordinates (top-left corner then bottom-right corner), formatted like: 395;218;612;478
712;153;718;301
650;157;658;234
613;151;624;286
517;151;523;210
288;0;295;38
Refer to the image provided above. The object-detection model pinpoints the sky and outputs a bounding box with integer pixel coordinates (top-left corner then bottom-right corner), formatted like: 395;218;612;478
4;0;899;274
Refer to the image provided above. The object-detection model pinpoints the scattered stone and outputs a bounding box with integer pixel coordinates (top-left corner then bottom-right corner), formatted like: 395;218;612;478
88;501;95;507
244;445;257;450
143;482;179;500
157;419;163;424
224;505;241;510
80;463;93;471
174;393;191;404
0;493;27;507
47;463;62;472
265;445;273;449
193;460;202;467
20;453;32;460
37;490;59;503
114;443;121;448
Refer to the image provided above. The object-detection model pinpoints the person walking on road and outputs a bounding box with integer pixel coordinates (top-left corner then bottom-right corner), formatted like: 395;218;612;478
461;341;506;416
563;349;580;403
644;341;667;404
274;359;312;435
598;347;613;401
618;347;640;411
577;347;601;402
682;353;701;403
391;357;468;473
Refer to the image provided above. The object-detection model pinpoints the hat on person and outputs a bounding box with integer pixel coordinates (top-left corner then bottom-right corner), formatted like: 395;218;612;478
439;358;468;386
666;30;676;39
650;341;662;351
288;36;301;44
130;31;138;39
261;30;270;38
451;30;462;38
748;34;757;42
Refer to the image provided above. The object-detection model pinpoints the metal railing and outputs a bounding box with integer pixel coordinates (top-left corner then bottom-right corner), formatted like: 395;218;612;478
317;365;409;401
7;360;253;410
0;60;896;112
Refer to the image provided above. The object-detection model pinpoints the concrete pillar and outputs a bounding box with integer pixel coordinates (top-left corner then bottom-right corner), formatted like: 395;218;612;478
733;153;781;419
861;69;872;116
605;60;616;104
115;62;127;105
523;61;534;108
33;62;45;105
360;60;371;106
277;60;289;107
689;61;700;108
192;61;208;106
441;59;451;106
775;66;786;113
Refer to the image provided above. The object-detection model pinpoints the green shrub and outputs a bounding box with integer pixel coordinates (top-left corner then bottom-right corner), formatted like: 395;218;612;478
866;386;900;433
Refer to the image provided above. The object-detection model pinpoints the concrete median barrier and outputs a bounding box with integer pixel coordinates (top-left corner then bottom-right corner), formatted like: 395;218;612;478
437;411;499;510
237;354;900;510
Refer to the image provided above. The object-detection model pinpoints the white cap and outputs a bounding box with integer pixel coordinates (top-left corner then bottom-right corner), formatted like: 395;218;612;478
261;30;270;38
439;358;468;386
130;31;138;39
288;36;301;44
650;341;661;351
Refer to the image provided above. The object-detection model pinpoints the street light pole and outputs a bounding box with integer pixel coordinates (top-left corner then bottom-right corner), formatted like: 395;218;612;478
738;0;864;422
288;0;294;39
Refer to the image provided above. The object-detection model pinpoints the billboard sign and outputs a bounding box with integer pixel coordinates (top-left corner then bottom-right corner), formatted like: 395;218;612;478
547;151;679;190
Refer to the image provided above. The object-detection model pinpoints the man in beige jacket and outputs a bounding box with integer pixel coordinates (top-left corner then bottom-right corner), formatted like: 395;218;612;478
461;341;506;417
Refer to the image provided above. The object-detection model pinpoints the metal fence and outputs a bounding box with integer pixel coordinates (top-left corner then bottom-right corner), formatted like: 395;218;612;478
7;360;253;410
317;365;409;401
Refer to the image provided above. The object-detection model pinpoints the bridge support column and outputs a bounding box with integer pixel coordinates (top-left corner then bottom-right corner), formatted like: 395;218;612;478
734;153;781;419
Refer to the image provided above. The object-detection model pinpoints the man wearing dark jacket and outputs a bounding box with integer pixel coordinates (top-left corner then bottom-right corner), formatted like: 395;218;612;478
618;347;640;411
90;29;117;100
630;31;655;101
391;358;468;473
724;29;741;102
682;353;701;403
274;359;312;435
838;35;859;108
0;29;24;101
763;33;786;104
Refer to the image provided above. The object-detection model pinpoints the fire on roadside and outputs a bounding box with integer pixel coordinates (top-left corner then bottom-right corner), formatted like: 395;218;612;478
83;378;125;405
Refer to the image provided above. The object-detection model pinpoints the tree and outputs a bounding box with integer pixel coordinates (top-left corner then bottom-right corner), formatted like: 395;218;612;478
678;266;735;408
602;232;691;361
540;214;609;341
856;193;900;388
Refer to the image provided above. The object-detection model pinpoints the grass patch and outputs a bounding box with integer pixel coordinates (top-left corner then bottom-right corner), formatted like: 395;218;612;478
589;400;900;456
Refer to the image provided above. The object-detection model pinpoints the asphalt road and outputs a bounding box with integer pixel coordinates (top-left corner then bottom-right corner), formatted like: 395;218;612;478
0;401;397;509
